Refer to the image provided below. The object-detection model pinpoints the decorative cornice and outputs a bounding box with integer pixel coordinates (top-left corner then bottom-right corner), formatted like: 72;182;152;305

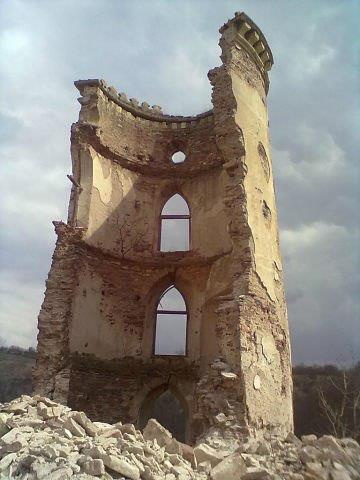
74;79;213;124
219;12;274;93
220;11;273;71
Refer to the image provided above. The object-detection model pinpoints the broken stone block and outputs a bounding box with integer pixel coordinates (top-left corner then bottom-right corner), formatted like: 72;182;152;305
48;466;74;480
33;396;59;407
340;437;360;449
63;417;86;437
70;411;99;437
329;470;352;480
43;444;60;459
193;443;224;468
256;440;271;455
170;464;192;479
298;445;320;463
122;442;144;456
301;434;317;445
0;413;9;437
242;468;272;479
242;453;261;469
143;419;173;448
117;423;136;435
285;432;302;447
304;461;328;479
82;458;105;476
93;421;112;430
0;452;17;473
165;437;182;455
3;401;28;414
142;465;165;480
210;452;247;480
101;453;140;479
214;413;228;425
0;427;29;453
31;459;59;479
82;445;106;459
97;427;122;441
241;438;259;454
178;442;195;466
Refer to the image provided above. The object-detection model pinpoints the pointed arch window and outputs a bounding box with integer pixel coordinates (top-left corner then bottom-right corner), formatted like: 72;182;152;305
159;194;190;252
154;285;187;356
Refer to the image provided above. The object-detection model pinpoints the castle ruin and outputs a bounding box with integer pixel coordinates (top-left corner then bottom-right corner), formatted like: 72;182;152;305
34;12;293;444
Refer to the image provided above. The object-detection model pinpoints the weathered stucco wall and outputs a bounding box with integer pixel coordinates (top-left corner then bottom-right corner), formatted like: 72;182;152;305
70;104;230;261
69;256;211;362
34;11;293;443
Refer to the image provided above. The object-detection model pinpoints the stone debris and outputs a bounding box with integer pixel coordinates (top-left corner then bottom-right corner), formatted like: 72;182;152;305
1;396;360;480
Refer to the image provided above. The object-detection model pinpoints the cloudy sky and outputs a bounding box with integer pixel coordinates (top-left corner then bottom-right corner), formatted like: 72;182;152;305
0;0;359;365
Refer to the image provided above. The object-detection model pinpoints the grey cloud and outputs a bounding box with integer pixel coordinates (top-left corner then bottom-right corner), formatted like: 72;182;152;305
282;223;360;364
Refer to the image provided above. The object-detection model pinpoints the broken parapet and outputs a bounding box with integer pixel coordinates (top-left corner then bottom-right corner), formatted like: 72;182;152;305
75;78;213;124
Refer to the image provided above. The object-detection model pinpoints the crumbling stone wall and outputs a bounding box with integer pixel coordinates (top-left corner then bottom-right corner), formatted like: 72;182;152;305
34;11;293;444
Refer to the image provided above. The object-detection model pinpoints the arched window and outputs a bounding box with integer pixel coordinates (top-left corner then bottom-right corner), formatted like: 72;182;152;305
154;285;187;356
160;194;190;252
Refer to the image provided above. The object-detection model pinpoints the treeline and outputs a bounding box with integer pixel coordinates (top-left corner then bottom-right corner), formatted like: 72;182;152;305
293;363;360;442
0;346;36;358
0;347;359;441
0;346;36;403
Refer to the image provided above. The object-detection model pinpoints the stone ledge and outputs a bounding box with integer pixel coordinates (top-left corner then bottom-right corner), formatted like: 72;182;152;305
70;352;200;377
67;234;230;270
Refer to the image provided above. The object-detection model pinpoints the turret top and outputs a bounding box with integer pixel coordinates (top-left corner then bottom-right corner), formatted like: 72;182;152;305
220;11;274;74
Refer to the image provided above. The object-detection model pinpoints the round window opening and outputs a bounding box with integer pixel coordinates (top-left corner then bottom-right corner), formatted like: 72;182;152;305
171;151;186;164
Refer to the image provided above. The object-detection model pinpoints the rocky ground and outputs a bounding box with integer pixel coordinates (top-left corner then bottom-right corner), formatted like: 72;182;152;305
0;395;359;479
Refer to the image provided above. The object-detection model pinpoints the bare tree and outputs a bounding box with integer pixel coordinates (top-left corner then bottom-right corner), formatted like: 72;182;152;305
115;214;150;258
318;364;360;441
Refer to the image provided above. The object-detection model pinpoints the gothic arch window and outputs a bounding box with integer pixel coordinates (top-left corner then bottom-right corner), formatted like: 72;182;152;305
154;285;187;356
159;194;190;252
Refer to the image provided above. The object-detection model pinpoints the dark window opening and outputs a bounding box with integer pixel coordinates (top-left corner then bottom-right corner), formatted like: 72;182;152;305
154;285;187;356
160;194;190;252
139;388;186;443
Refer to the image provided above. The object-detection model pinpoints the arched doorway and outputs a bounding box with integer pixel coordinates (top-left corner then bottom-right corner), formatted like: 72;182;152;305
139;386;187;442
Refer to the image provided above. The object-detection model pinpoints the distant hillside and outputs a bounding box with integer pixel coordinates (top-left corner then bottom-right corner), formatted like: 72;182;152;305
0;346;36;403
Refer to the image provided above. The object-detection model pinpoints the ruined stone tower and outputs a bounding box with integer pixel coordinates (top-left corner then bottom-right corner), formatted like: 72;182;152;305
34;12;293;443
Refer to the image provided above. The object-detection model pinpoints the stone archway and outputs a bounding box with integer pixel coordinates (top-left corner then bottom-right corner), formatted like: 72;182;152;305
139;386;187;443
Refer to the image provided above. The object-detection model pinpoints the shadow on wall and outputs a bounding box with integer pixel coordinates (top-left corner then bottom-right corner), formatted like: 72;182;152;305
69;144;226;360
138;386;187;443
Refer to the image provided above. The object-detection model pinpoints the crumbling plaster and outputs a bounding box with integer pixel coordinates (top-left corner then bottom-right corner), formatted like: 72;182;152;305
34;11;293;443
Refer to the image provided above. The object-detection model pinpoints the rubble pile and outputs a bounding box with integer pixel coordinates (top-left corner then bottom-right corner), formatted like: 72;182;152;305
1;395;360;480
